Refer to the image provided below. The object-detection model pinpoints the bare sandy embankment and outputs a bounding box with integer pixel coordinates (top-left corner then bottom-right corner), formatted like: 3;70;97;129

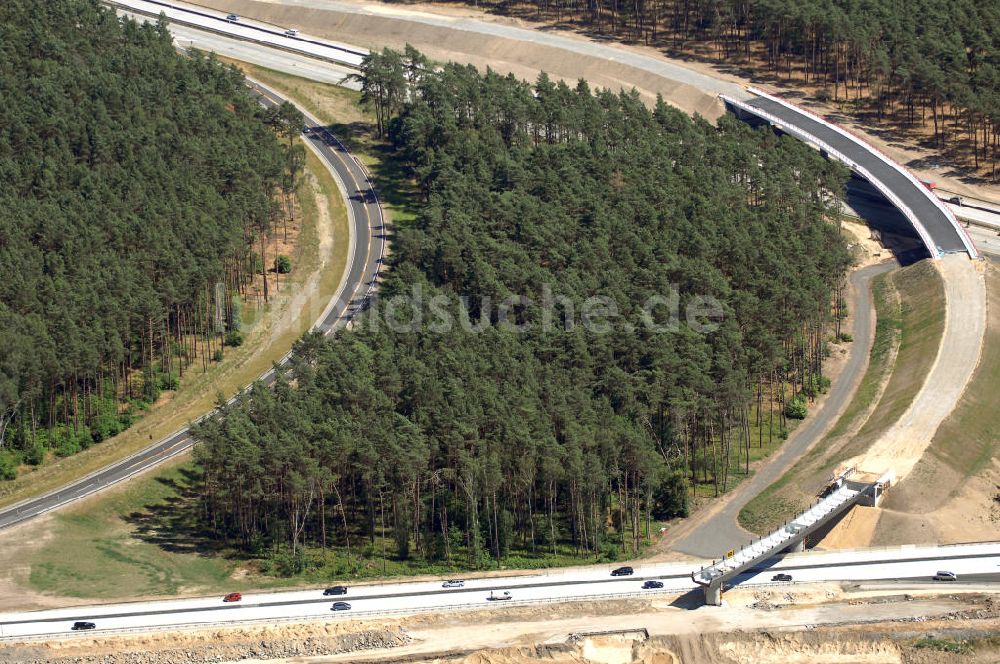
851;255;987;482
187;0;747;118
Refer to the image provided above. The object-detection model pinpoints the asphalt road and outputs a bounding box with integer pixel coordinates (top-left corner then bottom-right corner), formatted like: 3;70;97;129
110;0;365;67
3;542;998;638
0;80;384;533
747;95;976;257
672;260;897;558
967;224;1000;258
128;13;361;87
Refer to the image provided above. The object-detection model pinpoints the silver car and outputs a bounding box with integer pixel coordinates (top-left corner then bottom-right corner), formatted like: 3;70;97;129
442;579;464;588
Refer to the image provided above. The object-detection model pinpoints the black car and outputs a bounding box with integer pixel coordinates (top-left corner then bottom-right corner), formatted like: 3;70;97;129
610;566;634;577
71;621;96;631
331;601;351;611
641;580;664;589
771;573;792;582
323;586;348;596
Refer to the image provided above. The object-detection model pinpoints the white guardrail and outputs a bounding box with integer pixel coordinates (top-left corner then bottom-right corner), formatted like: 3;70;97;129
0;589;672;642
742;87;979;259
720;94;941;260
694;485;861;583
106;0;366;69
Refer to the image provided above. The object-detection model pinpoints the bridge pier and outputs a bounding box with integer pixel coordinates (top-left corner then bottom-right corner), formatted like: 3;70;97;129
704;581;722;606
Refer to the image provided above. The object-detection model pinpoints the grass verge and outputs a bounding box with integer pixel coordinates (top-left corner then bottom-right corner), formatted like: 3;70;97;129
28;460;238;599
738;260;946;534
822;273;900;442
27;454;614;599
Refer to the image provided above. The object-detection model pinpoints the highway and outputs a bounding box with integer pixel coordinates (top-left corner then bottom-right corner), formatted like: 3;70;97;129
108;0;366;67
152;17;359;87
0;78;385;532
1;542;997;639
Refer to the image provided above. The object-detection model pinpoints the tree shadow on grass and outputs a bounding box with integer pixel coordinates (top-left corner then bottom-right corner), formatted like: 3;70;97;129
321;119;421;226
369;143;422;220
121;467;234;559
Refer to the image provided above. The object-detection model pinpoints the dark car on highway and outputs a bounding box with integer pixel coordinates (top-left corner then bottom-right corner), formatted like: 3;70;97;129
641;580;664;589
72;621;96;631
772;573;792;582
323;586;348;596
610;566;634;577
331;601;352;611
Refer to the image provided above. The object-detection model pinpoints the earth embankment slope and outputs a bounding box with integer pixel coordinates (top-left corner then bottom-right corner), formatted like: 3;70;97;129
852;254;986;482
191;0;743;118
873;259;1000;545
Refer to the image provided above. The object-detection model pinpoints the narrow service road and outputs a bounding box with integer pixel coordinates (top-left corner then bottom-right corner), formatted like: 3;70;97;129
671;260;897;558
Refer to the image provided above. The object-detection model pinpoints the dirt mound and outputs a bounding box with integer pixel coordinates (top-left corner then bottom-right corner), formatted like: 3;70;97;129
814;505;881;550
4;622;410;664
718;632;902;664
460;645;583;663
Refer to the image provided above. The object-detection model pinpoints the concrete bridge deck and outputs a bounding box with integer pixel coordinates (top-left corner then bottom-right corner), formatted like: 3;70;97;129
692;469;893;605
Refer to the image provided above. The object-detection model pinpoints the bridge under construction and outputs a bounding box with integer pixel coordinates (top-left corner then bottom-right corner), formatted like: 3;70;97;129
691;468;894;605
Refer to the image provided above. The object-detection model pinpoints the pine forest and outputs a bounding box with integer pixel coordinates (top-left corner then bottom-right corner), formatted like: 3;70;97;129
191;53;852;571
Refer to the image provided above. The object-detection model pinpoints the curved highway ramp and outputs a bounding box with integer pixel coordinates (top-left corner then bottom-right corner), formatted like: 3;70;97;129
0;81;385;533
722;89;979;260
